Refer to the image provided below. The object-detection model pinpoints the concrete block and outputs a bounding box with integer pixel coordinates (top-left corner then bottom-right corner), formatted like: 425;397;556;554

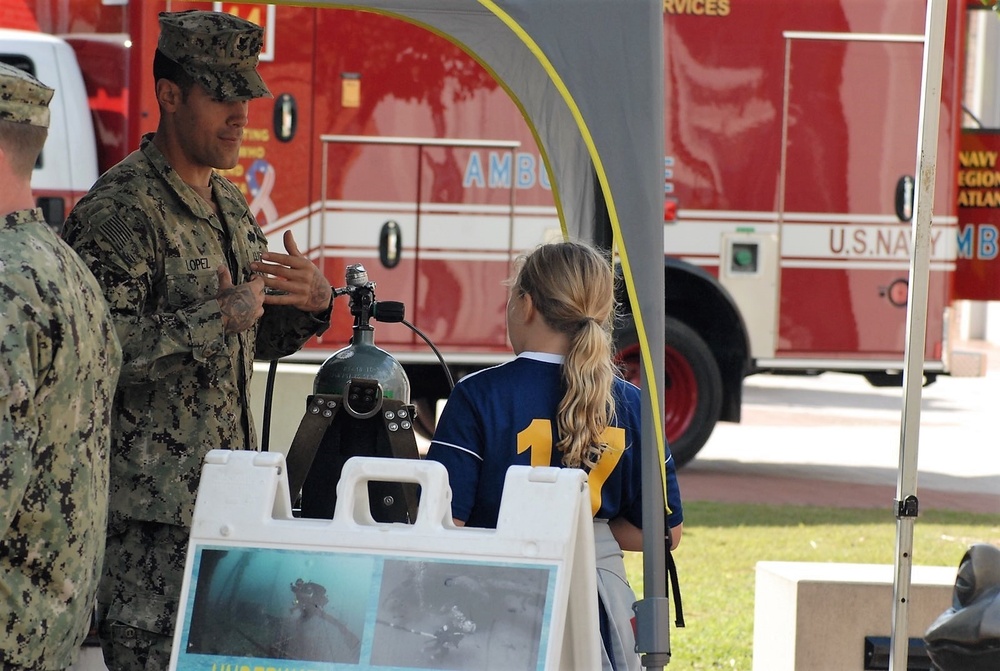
752;561;956;671
949;349;988;377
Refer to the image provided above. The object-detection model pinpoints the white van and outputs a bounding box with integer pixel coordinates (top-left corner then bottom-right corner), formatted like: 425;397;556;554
1;28;98;231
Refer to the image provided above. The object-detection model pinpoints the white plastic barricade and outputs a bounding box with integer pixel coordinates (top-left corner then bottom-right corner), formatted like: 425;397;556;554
168;450;601;671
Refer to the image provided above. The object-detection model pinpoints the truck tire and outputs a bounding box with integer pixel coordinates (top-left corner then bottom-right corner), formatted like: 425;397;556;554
614;315;723;468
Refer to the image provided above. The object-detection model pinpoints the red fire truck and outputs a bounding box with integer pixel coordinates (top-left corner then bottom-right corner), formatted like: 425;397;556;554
8;0;998;466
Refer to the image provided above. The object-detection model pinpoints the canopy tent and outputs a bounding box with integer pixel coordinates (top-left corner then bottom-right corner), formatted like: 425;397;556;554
251;0;953;667
264;0;675;664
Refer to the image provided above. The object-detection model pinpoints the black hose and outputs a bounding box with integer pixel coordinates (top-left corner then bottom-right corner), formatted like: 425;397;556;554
403;318;455;390
260;358;278;452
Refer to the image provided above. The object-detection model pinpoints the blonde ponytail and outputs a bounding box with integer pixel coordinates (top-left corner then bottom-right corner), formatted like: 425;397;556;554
511;241;618;469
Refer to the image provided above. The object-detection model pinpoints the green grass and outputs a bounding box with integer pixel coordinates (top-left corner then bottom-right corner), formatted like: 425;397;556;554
622;501;1000;670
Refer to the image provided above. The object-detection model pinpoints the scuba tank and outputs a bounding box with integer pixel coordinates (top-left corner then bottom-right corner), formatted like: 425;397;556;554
313;263;410;406
292;264;421;522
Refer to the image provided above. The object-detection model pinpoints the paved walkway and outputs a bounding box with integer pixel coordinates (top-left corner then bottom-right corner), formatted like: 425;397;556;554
680;339;1000;516
679;461;999;515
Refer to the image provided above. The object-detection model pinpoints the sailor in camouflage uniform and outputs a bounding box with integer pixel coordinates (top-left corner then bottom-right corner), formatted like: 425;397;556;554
62;11;334;670
0;62;123;670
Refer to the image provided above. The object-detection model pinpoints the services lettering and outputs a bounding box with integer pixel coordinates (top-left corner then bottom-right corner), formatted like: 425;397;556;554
664;0;731;16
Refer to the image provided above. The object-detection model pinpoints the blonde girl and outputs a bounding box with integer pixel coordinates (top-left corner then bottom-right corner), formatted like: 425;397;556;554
427;240;683;671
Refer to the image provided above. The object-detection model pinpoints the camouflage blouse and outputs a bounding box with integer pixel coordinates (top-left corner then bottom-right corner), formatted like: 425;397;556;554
0;208;122;669
63;135;330;530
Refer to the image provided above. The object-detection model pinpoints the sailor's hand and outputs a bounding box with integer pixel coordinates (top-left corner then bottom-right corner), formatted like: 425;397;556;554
216;265;265;333
252;230;332;313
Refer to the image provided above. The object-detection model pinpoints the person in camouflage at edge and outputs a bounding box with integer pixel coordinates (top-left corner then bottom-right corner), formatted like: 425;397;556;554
0;62;123;670
62;11;334;670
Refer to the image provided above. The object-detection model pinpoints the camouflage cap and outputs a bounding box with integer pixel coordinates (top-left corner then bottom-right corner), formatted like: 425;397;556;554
157;10;272;102
0;61;54;128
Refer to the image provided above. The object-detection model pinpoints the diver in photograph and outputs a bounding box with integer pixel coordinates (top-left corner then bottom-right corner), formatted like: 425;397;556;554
282;578;362;663
424;605;477;661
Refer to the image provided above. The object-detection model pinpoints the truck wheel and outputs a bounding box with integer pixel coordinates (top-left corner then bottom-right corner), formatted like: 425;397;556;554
614;315;723;468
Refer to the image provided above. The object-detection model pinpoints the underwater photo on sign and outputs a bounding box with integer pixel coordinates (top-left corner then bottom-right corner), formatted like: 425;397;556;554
180;546;374;665
370;558;553;670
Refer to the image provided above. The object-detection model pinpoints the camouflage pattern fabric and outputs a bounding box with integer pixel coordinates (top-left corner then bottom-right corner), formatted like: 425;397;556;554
96;522;189;671
157;10;271;102
63;133;329;530
0;208;122;670
62;134;329;661
0;61;54;127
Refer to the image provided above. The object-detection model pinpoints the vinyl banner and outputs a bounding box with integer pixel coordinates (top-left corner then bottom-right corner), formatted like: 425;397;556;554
955;129;1000;300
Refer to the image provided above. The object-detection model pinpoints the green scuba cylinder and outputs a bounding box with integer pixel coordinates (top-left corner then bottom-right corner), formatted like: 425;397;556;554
314;327;410;406
315;262;409;406
298;263;419;522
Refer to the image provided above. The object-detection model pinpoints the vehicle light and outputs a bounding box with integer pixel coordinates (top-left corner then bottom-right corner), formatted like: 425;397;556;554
664;199;678;222
884;278;908;307
729;242;758;273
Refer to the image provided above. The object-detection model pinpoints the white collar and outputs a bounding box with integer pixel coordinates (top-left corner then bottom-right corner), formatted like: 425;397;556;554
517;351;564;365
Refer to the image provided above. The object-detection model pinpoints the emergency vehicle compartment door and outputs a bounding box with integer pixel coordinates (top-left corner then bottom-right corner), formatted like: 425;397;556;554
778;32;950;360
719;232;777;358
316;135;519;351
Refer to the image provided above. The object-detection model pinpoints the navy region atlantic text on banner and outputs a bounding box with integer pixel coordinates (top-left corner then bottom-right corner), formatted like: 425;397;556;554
955;129;1000;301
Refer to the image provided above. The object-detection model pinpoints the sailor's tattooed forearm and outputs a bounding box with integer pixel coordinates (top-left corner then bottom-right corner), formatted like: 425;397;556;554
309;277;331;312
218;285;261;333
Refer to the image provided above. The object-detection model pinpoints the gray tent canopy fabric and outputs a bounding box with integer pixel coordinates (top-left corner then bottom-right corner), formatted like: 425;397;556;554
268;0;673;661
384;0;670;483
332;0;668;475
